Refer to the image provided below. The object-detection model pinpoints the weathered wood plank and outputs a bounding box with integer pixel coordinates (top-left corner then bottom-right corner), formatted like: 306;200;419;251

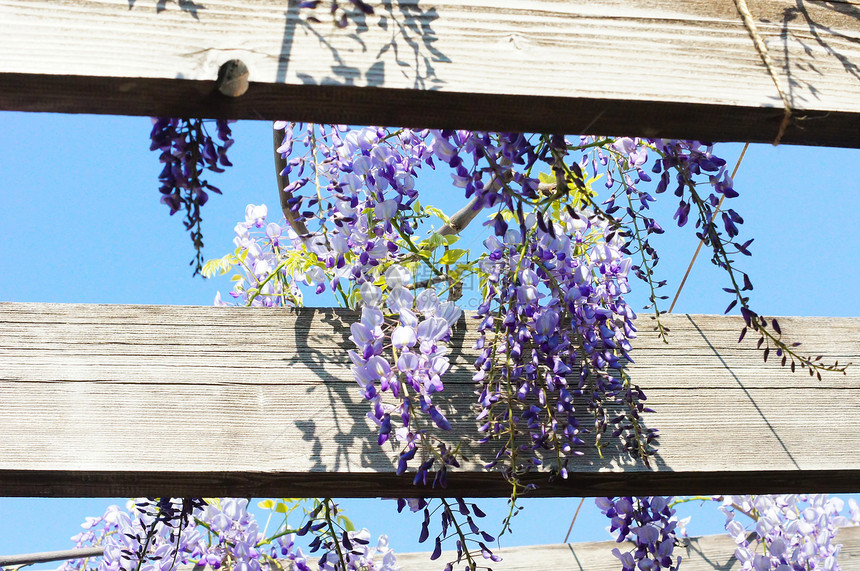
394;527;860;570
2;1;860;146
0;303;858;497
12;528;855;570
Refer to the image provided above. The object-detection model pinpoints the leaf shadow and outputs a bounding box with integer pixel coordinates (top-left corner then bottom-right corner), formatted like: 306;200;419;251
128;0;205;20
276;0;448;91
757;1;860;132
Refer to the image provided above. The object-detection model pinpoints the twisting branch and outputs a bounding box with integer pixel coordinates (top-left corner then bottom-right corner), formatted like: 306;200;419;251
437;195;481;237
437;181;556;238
273;126;310;238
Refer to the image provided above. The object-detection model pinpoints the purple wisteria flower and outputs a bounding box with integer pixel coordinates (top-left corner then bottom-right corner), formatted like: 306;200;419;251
597;496;681;571
349;277;462;479
472;204;646;478
149;117;234;275
62;498;399;571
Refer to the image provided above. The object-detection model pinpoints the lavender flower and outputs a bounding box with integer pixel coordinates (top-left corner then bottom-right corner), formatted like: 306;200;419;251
63;498;398;571
721;494;858;570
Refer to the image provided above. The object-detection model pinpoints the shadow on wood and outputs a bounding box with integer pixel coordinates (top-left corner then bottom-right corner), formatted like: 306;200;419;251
3;1;860;145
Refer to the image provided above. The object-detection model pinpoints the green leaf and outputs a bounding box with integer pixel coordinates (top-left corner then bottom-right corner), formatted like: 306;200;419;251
338;515;355;532
347;288;360;308
443;234;460;245
258;499;275;509
421;233;446;250
439;248;467;265
403;261;420;276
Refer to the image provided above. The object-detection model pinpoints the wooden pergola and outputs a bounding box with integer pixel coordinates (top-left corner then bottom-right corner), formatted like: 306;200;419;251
1;0;859;567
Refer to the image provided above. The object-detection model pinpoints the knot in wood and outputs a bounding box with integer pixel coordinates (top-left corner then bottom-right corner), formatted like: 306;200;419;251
216;59;250;98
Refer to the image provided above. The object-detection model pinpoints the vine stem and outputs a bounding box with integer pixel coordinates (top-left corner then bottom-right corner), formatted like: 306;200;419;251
437;195;482;237
668;142;749;313
0;547;106;567
322;499;348;570
439;499;478;570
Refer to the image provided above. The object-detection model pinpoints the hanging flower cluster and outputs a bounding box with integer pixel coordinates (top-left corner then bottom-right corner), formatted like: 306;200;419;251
596;494;860;571
596;496;681;571
473;206;645;483
720;494;860;570
59;498;399;571
149;118;234;274
348;279;464;486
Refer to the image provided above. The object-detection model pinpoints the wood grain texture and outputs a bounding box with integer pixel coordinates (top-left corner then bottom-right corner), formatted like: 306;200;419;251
0;303;857;497
164;528;860;570
394;527;860;570
2;0;860;146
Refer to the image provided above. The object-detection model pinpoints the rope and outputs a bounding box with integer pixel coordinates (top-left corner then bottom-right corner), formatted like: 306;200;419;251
733;0;792;145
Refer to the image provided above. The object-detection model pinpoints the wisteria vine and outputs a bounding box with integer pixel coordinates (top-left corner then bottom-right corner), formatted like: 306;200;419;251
132;119;859;570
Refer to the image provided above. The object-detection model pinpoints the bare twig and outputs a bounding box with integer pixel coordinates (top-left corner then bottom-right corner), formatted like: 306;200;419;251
733;0;792;145
412;275;450;289
437;182;556;238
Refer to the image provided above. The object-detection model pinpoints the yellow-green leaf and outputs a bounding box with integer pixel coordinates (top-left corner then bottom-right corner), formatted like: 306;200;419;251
424;205;450;223
421;233;446;250
338;515;355;532
439;248;466;265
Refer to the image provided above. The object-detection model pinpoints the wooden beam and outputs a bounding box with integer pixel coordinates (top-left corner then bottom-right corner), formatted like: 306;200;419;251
2;1;860;146
0;303;857;497
395;527;860;570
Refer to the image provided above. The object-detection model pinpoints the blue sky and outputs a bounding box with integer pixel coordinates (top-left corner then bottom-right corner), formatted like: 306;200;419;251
0;112;858;562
